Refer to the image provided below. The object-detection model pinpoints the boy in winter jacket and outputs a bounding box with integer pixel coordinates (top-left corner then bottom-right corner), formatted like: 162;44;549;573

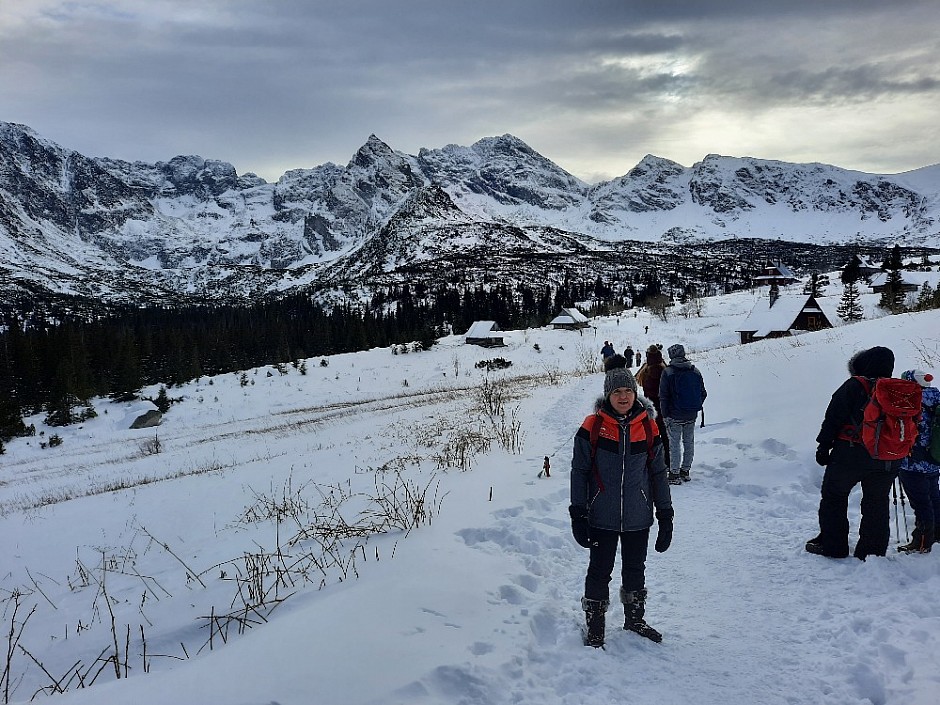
897;369;939;553
806;346;898;560
569;366;673;647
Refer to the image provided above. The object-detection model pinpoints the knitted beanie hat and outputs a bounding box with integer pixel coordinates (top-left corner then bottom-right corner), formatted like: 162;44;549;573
603;353;627;372
667;343;686;361
901;369;934;387
604;367;638;398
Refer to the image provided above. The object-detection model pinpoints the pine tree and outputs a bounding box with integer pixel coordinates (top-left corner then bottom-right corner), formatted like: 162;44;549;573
914;282;936;311
841;256;861;285
0;392;29;442
807;272;823;297
837;281;864;322
153;386;171;413
878;268;907;313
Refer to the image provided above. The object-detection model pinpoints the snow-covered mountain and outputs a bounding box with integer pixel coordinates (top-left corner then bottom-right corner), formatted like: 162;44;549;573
2;120;939;306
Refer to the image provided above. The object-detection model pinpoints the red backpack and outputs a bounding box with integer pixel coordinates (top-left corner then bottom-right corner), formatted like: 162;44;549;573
843;376;922;460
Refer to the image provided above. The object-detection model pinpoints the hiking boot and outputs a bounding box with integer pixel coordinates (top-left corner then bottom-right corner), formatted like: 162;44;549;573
621;587;662;643
679;469;690;483
897;540;932;554
667;471;682;485
581;597;608;648
805;537;849;558
898;524;933;554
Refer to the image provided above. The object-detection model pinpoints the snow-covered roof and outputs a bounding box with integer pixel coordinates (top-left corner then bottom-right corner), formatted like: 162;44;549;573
549;307;589;325
868;270;940;289
465;320;501;339
737;294;829;337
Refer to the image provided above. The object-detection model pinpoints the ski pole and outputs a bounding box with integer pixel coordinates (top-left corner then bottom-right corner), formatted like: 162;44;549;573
700;409;705;428
898;479;910;541
892;479;901;544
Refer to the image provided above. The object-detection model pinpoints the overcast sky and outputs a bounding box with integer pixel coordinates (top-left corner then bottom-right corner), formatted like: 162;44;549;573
2;0;939;184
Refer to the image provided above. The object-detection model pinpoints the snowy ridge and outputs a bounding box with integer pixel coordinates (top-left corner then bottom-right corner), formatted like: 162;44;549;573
2;283;939;705
2;120;940;304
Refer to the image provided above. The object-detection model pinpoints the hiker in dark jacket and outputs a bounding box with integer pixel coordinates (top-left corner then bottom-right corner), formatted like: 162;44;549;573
659;344;706;484
806;346;898;560
636;345;670;467
897;369;939;553
569;366;673;647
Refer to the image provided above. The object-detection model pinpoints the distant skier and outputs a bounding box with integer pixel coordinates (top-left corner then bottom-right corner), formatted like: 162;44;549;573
601;341;615;362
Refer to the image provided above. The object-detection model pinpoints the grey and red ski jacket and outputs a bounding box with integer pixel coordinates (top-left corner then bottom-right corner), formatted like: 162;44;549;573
570;397;672;533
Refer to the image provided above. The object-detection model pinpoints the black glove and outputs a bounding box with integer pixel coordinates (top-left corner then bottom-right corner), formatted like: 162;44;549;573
569;505;592;548
815;446;831;467
655;507;674;553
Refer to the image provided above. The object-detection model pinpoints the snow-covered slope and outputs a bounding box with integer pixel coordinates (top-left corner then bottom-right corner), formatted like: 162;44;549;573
2;288;938;705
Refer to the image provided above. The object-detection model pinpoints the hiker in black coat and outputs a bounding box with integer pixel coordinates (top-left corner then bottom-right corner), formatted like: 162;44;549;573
806;346;898;560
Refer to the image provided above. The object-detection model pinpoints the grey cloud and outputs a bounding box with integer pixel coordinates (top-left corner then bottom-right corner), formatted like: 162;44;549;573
2;0;940;181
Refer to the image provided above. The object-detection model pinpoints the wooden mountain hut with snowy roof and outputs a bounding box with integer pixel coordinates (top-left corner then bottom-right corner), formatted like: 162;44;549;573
549;307;590;330
843;254;882;279
465;321;505;347
736;288;834;344
752;262;798;288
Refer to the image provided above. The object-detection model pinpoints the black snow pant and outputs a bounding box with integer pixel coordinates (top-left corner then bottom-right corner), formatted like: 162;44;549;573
584;527;650;601
817;441;897;559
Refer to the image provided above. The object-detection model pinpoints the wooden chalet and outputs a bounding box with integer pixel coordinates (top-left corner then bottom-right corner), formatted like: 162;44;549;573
549;307;590;330
752;262;798;287
868;271;922;294
465;320;505;347
736;291;834;344
844;254;882;279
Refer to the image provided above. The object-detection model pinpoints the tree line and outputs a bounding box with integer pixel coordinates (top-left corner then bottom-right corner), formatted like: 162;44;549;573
0;276;658;445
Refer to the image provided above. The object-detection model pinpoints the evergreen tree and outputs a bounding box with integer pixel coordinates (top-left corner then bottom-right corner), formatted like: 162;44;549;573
837;281;864;322
0;393;29;442
914;282;936;312
841;256;861;285
878;268;907;313
153;386;171;413
807;272;823;297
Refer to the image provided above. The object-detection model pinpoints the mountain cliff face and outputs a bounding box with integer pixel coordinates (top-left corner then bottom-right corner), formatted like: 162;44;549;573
1;120;938;308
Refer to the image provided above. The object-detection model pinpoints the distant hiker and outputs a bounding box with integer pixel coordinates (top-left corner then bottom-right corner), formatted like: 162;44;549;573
897;370;939;553
636;351;642;367
539;456;552;479
805;346;900;560
659;344;707;484
569;366;673;648
601;341;615;361
623;346;635;369
636;345;670;468
644;325;649;334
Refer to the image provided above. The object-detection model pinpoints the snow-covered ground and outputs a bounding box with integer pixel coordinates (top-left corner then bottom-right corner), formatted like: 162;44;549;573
2;285;939;705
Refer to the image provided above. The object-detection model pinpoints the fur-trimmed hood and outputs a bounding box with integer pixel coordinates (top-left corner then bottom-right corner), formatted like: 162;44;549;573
848;346;894;379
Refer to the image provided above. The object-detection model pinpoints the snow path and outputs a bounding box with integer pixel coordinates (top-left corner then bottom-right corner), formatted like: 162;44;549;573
383;391;938;705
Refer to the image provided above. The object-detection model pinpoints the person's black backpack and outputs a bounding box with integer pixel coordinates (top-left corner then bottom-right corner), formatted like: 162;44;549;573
671;368;704;415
